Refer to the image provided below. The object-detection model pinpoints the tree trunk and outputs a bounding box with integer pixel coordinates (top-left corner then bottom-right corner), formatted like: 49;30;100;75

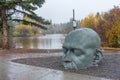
1;8;10;49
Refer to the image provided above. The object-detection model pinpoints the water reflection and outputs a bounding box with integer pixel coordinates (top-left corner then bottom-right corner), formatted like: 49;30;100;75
14;34;65;49
31;37;39;48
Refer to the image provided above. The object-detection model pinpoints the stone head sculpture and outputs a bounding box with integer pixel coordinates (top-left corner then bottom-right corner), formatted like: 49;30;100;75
62;28;103;70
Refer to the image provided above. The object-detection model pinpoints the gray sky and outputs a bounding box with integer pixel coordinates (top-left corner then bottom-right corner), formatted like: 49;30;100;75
35;0;120;24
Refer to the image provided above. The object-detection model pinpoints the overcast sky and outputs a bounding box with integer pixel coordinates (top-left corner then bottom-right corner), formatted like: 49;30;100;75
35;0;120;24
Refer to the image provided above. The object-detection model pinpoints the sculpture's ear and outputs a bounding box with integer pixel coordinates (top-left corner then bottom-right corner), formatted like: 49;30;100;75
93;49;103;65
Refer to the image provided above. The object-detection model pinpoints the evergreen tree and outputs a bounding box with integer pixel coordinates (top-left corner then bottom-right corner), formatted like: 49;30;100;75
0;0;49;49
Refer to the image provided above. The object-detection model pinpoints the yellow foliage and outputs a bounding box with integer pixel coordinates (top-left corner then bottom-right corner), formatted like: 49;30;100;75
80;7;120;47
106;26;120;47
80;14;99;30
23;15;38;24
15;24;33;32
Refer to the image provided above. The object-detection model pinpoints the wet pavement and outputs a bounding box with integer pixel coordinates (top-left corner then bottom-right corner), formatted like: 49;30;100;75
0;51;117;80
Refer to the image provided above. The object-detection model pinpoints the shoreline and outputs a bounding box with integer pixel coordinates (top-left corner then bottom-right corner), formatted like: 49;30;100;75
0;47;120;54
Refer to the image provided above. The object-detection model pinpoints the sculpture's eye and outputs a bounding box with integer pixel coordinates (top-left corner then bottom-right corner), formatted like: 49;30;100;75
70;49;74;53
74;49;83;56
63;47;68;53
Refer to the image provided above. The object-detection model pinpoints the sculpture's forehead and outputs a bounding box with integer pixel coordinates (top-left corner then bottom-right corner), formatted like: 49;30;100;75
63;37;84;49
65;28;98;41
63;28;101;49
68;28;96;35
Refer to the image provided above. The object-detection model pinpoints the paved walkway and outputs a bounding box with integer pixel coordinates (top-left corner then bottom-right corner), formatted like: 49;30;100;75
0;51;114;80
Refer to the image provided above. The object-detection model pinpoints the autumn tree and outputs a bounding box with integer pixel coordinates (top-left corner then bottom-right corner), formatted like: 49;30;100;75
0;0;49;49
101;6;120;47
81;6;120;47
14;24;33;37
96;13;110;44
13;15;42;37
80;14;99;30
106;27;120;47
109;6;120;47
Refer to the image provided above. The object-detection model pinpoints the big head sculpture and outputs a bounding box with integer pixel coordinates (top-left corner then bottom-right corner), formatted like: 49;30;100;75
62;28;103;70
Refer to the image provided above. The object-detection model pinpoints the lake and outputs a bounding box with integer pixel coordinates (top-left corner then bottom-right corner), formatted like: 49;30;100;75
14;34;65;49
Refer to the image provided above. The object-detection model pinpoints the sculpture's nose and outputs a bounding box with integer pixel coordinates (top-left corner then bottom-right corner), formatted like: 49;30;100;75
63;55;72;62
63;50;72;63
63;50;71;58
